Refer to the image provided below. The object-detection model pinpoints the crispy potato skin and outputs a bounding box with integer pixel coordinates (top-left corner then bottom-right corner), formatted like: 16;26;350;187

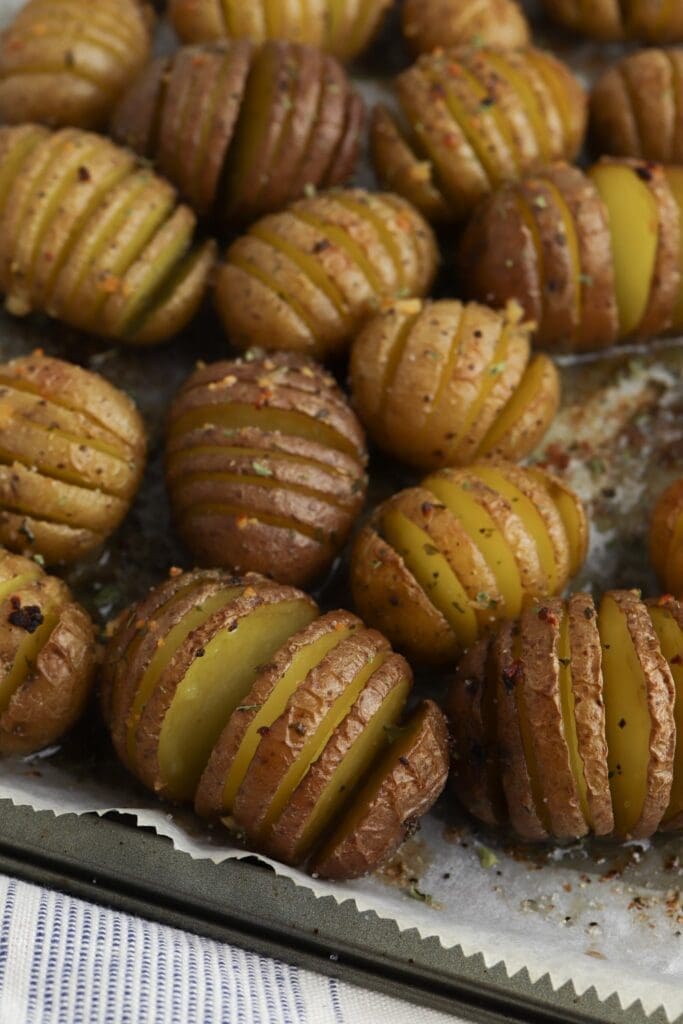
168;0;392;63
371;47;586;224
0;353;147;565
214;189;437;360
0;125;215;346
349;298;559;470
542;0;683;41
165;352;368;587
402;0;529;54
650;478;683;596
0;0;152;130
111;41;364;227
0;549;97;755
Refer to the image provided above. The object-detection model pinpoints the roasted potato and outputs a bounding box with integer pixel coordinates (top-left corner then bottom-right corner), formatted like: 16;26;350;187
101;569;449;879
0;548;97;755
350;460;587;663
111;41;364;227
0;125;215;345
591;49;683;164
458;157;683;351
214;189;438;360
0;353;147;565
448;590;683;841
541;0;683;42
371;47;586;224
349;298;559;471
650;478;683;596
166;352;368;587
168;0;392;63
402;0;530;55
0;0;152;130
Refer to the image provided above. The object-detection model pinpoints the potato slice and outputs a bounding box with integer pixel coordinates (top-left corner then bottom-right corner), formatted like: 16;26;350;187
310;700;448;880
646;598;683;829
371;106;452;225
527;467;589;578
477;355;560;461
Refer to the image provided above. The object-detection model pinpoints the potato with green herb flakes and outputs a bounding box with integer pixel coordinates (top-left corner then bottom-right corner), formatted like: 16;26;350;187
0;548;97;755
402;0;530;55
0;353;147;565
101;569;449;879
166;352;368;587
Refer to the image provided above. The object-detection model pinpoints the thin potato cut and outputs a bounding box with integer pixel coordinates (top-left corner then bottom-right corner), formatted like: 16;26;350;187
541;0;683;41
165;351;368;587
0;353;146;565
352;460;586;662
214;189;438;360
0;125;215;345
371;47;586;224
350;298;559;471
0;549;96;755
650;477;683;594
646;598;683;828
168;0;392;62
402;0;529;54
0;0;152;130
111;40;363;227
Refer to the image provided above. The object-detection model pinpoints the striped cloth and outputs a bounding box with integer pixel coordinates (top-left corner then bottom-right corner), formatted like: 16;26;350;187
0;874;465;1023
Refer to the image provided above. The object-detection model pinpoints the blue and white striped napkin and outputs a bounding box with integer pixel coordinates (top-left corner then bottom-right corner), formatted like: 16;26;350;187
0;873;465;1023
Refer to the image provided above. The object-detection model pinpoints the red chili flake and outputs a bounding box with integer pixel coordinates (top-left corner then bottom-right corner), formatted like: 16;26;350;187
502;658;523;693
537;606;558;625
658;594;674;606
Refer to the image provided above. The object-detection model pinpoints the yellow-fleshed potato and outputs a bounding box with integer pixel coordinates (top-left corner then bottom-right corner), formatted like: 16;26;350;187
459;157;683;351
101;569;449;879
650;478;683;596
402;0;530;55
541;0;683;42
111;41;364;228
168;0;393;62
371;47;586;224
0;0;152;130
0;353;147;565
350;460;588;663
0;125;215;346
0;548;97;755
165;352;368;587
349;298;559;470
448;589;682;842
591;50;683;164
214;189;438;360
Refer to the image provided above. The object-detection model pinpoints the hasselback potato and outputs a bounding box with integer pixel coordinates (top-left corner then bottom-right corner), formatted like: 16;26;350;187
0;548;97;755
0;0;152;130
165;352;368;587
168;0;392;63
111;41;364;227
349;298;559;471
0;353;147;564
214;189;438;359
351;460;587;663
0;126;215;345
448;590;683;841
458;157;683;352
402;0;530;55
371;47;586;224
101;569;449;879
590;49;683;163
650;479;683;596
541;0;683;42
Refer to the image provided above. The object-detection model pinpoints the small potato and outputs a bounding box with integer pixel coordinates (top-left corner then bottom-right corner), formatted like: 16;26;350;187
0;548;97;755
541;0;683;41
214;189;438;360
0;0;152;130
0;353;147;565
111;41;364;228
371;47;586;223
165;351;368;587
102;569;448;878
350;298;559;470
402;0;530;55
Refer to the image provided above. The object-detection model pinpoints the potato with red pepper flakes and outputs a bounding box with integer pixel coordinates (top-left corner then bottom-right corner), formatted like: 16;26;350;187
372;46;586;225
110;40;364;229
0;0;153;130
351;460;588;664
402;0;530;55
0;548;97;756
214;189;438;360
0;353;147;566
349;298;560;471
165;352;368;587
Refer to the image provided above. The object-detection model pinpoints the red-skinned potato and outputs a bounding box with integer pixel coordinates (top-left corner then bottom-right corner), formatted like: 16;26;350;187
402;0;530;54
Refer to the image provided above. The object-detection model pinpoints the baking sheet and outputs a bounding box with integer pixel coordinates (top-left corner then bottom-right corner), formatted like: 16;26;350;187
1;1;683;1020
